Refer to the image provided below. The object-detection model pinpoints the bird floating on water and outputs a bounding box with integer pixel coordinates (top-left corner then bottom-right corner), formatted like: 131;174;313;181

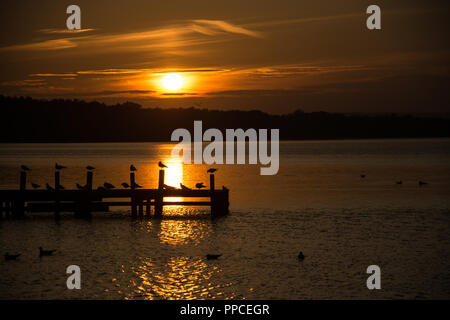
207;168;217;174
31;183;40;189
158;161;168;168
86;165;95;170
206;254;222;260
196;183;206;189
180;183;191;191
298;251;305;261
39;247;56;257
419;181;428;186
5;253;21;261
130;164;137;171
46;183;54;191
104;182;115;189
55;163;66;170
21;165;30;171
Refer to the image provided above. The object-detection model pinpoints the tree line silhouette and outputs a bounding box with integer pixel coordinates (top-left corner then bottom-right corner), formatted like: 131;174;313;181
1;95;449;142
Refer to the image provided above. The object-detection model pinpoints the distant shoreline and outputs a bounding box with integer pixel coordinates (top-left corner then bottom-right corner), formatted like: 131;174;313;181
1;95;450;143
1;137;450;144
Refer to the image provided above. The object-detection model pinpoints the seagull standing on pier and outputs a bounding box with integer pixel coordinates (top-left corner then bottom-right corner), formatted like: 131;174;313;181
86;165;95;170
104;182;115;189
55;163;66;170
76;183;86;190
31;183;40;189
196;183;206;189
180;183;191;190
207;168;217;174
396;181;403;185
46;183;55;191
121;182;130;189
158;161;168;168
130;164;137;171
419;181;428;186
132;182;143;189
56;184;65;190
21;165;30;171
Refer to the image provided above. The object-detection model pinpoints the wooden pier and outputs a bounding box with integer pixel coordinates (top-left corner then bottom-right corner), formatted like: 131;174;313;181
0;169;229;219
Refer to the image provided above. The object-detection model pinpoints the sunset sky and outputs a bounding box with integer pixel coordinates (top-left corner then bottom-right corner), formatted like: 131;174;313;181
1;0;449;114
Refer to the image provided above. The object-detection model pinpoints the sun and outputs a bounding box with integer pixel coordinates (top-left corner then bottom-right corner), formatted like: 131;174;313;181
162;73;183;91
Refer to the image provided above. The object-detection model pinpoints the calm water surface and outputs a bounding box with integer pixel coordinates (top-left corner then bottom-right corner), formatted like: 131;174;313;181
1;139;450;299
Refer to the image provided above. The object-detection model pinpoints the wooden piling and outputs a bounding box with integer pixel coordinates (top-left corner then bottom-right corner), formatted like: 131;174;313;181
20;171;27;191
154;170;165;218
210;174;215;191
0;201;4;219
145;199;151;216
54;171;60;217
130;172;137;217
86;171;93;190
138;201;144;217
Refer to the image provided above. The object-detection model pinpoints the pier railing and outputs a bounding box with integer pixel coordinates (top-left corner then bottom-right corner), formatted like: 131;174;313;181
0;169;229;219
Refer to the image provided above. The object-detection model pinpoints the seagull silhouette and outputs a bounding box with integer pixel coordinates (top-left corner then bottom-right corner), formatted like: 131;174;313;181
97;186;106;191
196;183;206;189
76;183;86;190
396;181;403;185
46;183;55;191
360;174;366;178
39;247;56;257
121;182;130;189
31;183;40;189
55;163;66;170
21;165;30;171
86;165;95;170
207;168;217;174
206;254;222;260
158;161;168;168
163;184;178;191
298;251;305;261
103;182;115;189
180;183;191;190
132;182;143;189
4;253;21;261
56;184;65;190
130;164;137;171
419;181;428;186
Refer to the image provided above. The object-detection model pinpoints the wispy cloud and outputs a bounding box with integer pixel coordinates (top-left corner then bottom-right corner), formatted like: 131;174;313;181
0;20;261;53
38;28;96;34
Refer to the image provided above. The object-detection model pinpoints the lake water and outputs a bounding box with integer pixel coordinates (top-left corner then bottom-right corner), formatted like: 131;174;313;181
1;139;450;299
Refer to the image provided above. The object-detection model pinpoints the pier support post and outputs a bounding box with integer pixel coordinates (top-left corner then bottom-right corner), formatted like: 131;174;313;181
211;187;229;217
14;171;27;218
86;171;93;190
145;199;151;216
210;174;215;191
154;170;165;218
0;201;4;219
54;171;60;218
20;171;27;191
130;172;137;217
